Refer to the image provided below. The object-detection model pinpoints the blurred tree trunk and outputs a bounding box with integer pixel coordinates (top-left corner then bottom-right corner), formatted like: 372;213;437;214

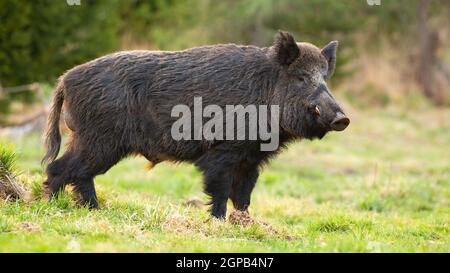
417;0;441;104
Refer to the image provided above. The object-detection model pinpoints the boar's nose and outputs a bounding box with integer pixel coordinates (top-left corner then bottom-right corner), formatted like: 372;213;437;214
331;112;350;131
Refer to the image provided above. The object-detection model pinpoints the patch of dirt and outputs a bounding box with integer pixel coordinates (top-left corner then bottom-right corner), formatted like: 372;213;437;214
17;222;41;232
229;210;255;227
162;214;197;233
228;210;297;240
160;210;297;241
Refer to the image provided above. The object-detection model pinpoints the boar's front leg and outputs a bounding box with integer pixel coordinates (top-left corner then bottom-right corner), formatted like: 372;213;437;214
196;150;241;219
229;164;259;213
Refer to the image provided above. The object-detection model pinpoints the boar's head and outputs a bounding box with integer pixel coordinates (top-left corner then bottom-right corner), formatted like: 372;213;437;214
271;31;349;140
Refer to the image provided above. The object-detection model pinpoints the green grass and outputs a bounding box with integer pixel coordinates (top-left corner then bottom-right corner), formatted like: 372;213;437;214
0;106;449;252
0;143;16;177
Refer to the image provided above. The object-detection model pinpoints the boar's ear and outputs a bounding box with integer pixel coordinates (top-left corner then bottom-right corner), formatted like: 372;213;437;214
274;31;300;66
321;41;338;79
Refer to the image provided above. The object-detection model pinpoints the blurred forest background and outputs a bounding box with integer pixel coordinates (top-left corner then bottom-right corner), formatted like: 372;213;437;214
0;0;450;252
0;0;450;126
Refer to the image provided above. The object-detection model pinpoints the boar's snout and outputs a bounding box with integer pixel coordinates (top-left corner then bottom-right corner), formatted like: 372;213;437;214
330;112;350;131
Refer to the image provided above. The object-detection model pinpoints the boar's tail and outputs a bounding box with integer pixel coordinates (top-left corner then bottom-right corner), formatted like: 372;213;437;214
42;81;65;165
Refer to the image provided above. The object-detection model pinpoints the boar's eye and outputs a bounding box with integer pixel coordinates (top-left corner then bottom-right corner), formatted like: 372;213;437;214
297;76;306;83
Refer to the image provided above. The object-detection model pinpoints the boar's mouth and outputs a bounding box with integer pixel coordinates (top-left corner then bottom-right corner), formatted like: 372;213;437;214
316;130;328;140
318;131;327;139
303;127;329;140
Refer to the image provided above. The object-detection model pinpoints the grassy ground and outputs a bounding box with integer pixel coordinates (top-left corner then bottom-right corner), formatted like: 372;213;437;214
0;105;449;252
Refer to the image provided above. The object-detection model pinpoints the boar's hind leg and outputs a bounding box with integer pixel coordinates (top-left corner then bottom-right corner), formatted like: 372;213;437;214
72;177;98;209
230;165;259;212
70;146;126;209
44;150;101;208
45;139;125;208
44;151;75;198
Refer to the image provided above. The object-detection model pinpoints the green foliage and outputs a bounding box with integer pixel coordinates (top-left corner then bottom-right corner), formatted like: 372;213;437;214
364;0;450;40
0;0;121;113
0;1;32;86
0;143;16;179
0;215;12;233
28;0;121;84
0;0;120;86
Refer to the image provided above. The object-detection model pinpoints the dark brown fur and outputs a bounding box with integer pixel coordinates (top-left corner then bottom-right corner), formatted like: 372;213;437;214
42;31;349;218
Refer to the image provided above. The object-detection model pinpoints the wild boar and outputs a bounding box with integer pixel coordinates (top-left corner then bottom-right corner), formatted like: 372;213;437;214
42;31;349;219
